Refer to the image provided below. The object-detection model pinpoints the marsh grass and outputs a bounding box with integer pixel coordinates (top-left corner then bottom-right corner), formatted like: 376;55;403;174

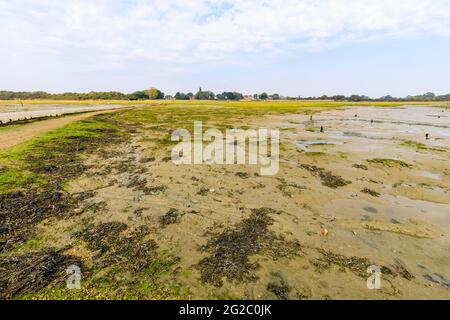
400;140;446;152
0;118;121;193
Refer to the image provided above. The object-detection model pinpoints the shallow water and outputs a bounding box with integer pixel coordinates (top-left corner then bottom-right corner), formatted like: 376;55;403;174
420;171;442;180
0;104;125;122
296;140;343;151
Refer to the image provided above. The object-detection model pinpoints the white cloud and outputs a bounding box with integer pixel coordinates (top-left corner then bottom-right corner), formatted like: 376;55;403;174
1;0;450;70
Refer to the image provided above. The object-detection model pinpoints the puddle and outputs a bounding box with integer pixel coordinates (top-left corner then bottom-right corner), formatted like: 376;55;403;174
420;171;442;180
296;140;343;152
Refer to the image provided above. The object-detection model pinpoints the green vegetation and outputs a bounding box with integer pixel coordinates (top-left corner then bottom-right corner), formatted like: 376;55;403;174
194;87;215;100
400;140;445;152
0;117;122;192
147;87;165;100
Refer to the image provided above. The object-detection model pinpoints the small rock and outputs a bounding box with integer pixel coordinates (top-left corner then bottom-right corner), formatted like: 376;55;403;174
321;228;329;237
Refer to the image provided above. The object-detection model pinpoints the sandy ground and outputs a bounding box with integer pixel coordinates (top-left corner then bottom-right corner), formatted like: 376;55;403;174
0;109;127;150
0;104;125;123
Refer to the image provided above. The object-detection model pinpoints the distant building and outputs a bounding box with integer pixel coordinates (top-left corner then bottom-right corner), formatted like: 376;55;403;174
243;95;254;101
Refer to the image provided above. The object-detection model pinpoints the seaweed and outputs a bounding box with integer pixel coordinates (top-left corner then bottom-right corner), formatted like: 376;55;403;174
367;158;412;168
361;188;380;197
301;164;351;188
312;249;395;278
73;222;157;272
159;209;181;226
196;208;301;287
266;272;291;300
0;250;80;299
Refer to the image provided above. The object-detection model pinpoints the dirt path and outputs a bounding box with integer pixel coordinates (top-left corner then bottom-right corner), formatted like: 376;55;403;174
0;109;126;150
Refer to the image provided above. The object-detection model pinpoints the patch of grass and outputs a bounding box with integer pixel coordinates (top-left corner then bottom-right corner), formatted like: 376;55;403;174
0;124;22;133
0;117;123;193
400;140;445;152
0;167;44;193
367;158;412;168
305;152;326;156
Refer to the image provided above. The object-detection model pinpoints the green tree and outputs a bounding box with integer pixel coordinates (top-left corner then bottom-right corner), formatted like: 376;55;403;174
128;91;149;100
259;92;268;100
195;88;215;100
147;87;165;100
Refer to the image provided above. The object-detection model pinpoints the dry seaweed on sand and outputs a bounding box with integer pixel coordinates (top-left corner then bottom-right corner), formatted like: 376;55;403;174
196;208;301;287
0;249;81;299
143;185;167;195
159;208;181;226
301;164;351;188
393;259;415;280
312;249;395;278
126;176;148;191
73;222;157;272
266;272;291;300
367;158;412;168
0;185;76;252
0;116;133;254
361;188;381;197
352;164;368;171
235;172;250;179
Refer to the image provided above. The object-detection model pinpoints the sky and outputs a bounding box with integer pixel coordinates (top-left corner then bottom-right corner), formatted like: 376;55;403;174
1;0;450;98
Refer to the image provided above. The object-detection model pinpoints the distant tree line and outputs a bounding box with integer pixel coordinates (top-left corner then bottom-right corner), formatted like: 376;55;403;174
1;89;449;102
290;92;450;102
0;87;165;101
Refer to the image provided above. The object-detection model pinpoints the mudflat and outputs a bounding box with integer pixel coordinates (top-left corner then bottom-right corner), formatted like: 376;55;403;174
0;103;448;300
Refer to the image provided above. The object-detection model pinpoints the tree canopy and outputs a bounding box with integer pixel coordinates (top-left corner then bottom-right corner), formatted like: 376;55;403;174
147;87;165;100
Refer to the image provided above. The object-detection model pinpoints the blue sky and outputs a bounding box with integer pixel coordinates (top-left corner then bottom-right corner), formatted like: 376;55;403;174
1;0;450;97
